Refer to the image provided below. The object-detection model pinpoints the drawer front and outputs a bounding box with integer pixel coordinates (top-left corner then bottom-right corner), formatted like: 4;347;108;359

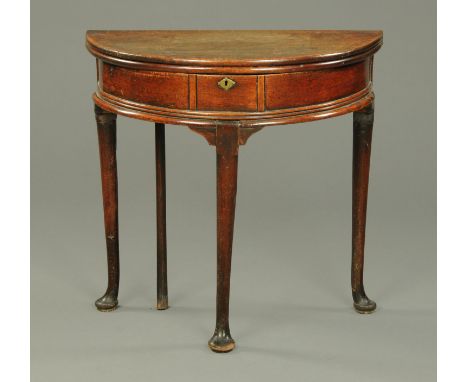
265;60;370;110
196;75;258;112
101;63;189;109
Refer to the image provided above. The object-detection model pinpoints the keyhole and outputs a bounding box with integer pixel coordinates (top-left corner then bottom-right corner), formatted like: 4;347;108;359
218;77;235;90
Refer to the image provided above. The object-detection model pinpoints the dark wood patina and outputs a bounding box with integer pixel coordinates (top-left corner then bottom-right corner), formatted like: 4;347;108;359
87;30;383;352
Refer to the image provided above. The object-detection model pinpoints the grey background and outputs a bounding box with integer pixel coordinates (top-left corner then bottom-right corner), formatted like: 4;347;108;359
31;0;436;381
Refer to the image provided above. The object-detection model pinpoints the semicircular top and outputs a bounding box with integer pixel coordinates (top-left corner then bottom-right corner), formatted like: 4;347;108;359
86;30;383;67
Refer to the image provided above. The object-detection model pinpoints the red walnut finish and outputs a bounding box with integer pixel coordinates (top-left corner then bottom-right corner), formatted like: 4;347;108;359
87;30;383;352
94;105;119;312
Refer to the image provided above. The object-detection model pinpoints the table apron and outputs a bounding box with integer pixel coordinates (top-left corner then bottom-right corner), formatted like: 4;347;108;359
96;57;373;125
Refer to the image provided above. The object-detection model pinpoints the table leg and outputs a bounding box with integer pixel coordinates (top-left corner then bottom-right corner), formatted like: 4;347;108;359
94;104;120;312
155;123;168;310
352;102;377;314
208;124;239;353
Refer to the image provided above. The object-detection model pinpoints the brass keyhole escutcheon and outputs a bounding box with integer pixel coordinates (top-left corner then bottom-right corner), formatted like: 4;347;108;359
218;77;236;91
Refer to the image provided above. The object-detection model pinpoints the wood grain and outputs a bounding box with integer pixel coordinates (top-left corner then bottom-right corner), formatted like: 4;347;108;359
208;124;239;353
101;63;188;109
94;105;120;312
87;30;382;67
265;60;369;109
196;75;258;112
257;75;265;112
352;103;376;313
189;74;197;110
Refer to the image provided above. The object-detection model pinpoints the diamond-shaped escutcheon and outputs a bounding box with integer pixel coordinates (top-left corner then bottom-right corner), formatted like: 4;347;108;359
218;77;236;91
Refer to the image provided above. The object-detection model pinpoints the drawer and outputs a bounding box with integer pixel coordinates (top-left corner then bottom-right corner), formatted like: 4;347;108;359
101;63;189;109
196;75;258;112
265;60;370;110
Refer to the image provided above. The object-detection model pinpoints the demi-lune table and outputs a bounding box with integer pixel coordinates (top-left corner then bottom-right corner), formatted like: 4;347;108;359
86;30;383;353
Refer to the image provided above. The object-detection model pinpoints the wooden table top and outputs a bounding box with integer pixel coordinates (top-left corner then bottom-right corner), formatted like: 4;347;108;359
88;29;382;129
86;30;382;67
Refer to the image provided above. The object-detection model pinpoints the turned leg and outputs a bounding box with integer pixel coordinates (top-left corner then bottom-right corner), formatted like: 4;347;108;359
351;102;376;314
208;125;239;353
155;123;168;310
94;104;120;312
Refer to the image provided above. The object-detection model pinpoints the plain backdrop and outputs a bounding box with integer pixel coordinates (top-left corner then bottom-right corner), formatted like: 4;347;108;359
31;1;436;381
